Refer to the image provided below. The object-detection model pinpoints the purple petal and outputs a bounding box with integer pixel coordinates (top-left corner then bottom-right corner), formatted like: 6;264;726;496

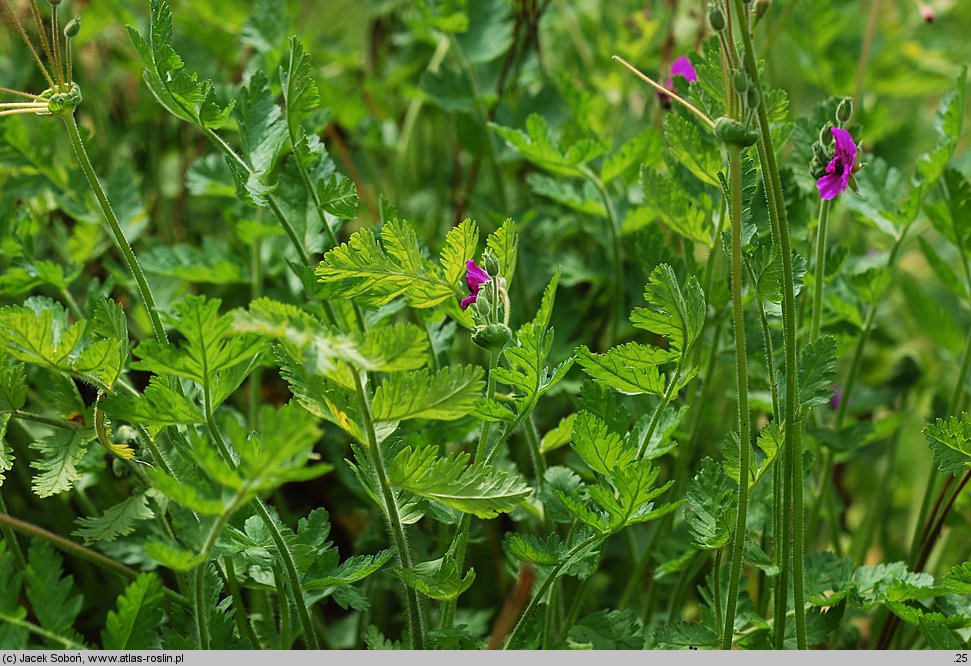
817;170;844;200
831;127;857;169
460;294;478;310
671;56;698;82
465;260;491;292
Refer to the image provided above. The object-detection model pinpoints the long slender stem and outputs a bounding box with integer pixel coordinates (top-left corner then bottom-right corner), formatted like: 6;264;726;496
0;493;26;570
201;383;321;649
3;408;82;430
26;0;60;87
731;0;806;645
721;146;751;649
0;86;45;100
0;512;189;608
442;350;501;629
502;535;603;649
809;199;831;343
351;370;425;649
612;55;715;129
0;610;87;649
224;556;261;649
63;113;167;344
1;0;57;89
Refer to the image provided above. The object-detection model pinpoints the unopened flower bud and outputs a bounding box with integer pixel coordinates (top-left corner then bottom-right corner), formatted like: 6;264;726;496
472;323;512;351
714;116;760;148
47;0;62;6
708;5;726;32
746;85;761;110
836;97;853;124
482;249;500;276
812;142;829;163
733;69;749;93
64;16;81;38
918;2;935;22
810;156;828;179
818;124;834;146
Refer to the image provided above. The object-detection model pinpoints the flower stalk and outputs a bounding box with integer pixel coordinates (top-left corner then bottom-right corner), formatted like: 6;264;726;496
729;0;807;646
721;144;752;649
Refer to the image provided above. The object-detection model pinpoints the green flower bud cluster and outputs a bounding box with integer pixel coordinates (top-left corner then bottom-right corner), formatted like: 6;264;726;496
714;116;759;148
43;82;83;114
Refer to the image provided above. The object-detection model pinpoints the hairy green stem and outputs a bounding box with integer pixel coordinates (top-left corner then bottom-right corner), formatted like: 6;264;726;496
351;370;425;649
721;146;752;649
442;350;501;629
0;512;189;608
0;493;26;570
273;562;292;649
730;1;807;640
202;384;321;649
63;113;167;344
224;556;261;649
502;535;603;649
0;610;87;649
809;199;832;343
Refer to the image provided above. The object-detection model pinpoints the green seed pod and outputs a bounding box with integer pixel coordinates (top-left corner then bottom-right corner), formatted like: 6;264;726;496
482;249;500;276
733;69;749;94
47;0;62;6
818;123;834;146
472;323;512;352
836;97;853;124
754;0;771;20
714;116;760;148
64;16;81;38
708;4;726;32
810;156;828;179
746;85;761;110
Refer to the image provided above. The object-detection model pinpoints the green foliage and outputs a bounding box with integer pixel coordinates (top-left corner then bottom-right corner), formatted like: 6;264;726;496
574;343;671;396
372;366;484;421
316;219;461;309
73;493;156;544
392;555;475;601
685;457;735;550
102;574;165;649
2;0;971;652
132;295;266;406
925;413;971;474
798;336;838;409
570;410;637;476
24;540;82;641
388;445;530;518
491;114;606;178
29;428;93;498
630;264;706;356
127;0;234;130
0;298;125;389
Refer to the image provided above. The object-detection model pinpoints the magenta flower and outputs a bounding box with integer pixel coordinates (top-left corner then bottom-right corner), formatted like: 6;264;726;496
461;260;491;310
830;387;843;411
669;56;698;85
816;127;857;200
658;55;698;106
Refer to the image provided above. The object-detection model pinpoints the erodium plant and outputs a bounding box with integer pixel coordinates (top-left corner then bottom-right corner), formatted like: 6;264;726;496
0;0;970;652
